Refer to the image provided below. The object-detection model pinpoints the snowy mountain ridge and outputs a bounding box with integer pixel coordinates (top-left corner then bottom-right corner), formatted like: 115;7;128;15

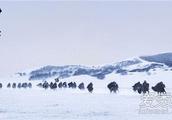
22;53;172;80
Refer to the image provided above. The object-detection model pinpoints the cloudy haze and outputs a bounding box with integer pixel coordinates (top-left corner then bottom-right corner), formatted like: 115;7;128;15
0;1;172;76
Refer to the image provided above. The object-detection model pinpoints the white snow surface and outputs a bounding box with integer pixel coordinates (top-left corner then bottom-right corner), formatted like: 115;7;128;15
0;70;172;120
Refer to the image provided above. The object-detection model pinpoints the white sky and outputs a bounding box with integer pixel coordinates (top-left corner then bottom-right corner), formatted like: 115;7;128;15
0;1;172;76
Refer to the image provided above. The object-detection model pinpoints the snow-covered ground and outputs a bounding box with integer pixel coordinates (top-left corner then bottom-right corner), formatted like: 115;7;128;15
0;70;172;120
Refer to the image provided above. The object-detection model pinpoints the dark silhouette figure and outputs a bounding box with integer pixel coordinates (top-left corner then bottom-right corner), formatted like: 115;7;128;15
52;83;57;89
68;82;77;89
0;8;2;13
133;81;150;94
22;83;28;88
142;81;149;94
12;83;16;88
55;78;59;83
7;83;11;88
42;81;49;89
68;82;73;88
62;82;67;88
78;83;85;90
0;83;2;88
152;82;166;94
28;83;32;88
132;82;142;94
50;82;57;89
107;81;119;93
37;83;43;87
58;82;63;88
17;83;22;88
49;82;54;88
87;83;93;93
73;82;77;88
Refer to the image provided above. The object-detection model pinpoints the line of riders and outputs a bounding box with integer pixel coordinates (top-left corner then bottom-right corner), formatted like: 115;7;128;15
0;78;166;94
0;82;32;89
37;81;94;93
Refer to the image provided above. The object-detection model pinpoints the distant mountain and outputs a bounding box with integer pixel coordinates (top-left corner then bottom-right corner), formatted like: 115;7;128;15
24;53;172;80
28;59;141;80
140;52;172;67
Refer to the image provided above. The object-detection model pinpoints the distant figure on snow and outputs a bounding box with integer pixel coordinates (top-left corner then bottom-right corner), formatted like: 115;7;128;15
50;82;57;89
17;83;22;88
28;83;32;88
49;82;54;88
37;83;43;88
142;80;149;94
68;82;77;89
107;81;118;93
22;83;27;88
132;81;149;94
12;83;16;88
132;82;142;94
58;82;63;88
42;81;49;89
55;78;59;83
7;83;11;88
152;82;166;94
62;82;67;88
87;82;93;93
0;83;2;88
73;82;77;88
68;82;73;88
78;82;85;90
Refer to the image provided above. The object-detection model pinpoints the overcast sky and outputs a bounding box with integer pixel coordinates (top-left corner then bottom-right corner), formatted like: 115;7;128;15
0;1;172;76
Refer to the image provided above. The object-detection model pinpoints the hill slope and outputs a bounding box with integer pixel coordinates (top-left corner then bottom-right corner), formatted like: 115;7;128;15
23;53;172;80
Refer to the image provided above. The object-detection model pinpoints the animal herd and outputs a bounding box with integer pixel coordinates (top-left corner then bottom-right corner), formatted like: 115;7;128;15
0;79;167;94
37;81;94;93
132;81;166;94
1;82;32;89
